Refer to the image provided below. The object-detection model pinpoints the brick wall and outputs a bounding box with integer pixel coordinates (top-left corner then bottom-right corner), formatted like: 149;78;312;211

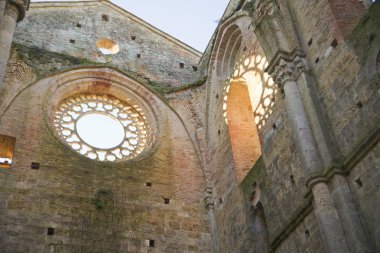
0;68;211;252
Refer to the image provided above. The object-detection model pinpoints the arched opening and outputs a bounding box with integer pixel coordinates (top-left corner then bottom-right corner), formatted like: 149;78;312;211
216;24;242;79
223;49;276;183
216;22;277;183
226;79;261;183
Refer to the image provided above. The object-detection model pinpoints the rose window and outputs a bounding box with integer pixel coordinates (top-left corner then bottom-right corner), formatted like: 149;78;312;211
53;94;150;161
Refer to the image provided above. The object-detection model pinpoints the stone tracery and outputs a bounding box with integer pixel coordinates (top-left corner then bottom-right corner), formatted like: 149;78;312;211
54;93;151;162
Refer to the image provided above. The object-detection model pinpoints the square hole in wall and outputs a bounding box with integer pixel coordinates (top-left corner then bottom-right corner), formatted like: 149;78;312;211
131;36;136;40
330;39;338;48
163;198;170;204
179;62;185;69
308;38;313;47
31;162;40;170
102;14;109;21
192;66;198;71
146;182;152;187
47;227;54;235
69;39;75;44
149;239;155;247
0;135;16;169
354;177;363;188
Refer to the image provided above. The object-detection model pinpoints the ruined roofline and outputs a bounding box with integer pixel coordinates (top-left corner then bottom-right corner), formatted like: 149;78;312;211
29;0;203;57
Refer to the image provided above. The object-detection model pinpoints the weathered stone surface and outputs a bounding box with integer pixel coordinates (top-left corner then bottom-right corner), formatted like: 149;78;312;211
0;0;379;253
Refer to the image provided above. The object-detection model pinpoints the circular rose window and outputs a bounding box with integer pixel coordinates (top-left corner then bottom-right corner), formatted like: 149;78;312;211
53;94;151;161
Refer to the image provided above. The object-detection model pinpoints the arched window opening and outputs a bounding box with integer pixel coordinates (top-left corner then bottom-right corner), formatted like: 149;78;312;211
0;135;16;169
224;50;277;183
216;23;277;183
226;79;261;183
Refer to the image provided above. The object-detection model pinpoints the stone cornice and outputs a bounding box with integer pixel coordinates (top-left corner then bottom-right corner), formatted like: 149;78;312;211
7;0;30;21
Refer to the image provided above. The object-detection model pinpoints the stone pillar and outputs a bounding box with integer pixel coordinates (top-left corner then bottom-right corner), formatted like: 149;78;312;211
273;56;349;253
0;0;29;92
0;0;6;23
274;57;322;176
312;181;350;253
330;174;372;253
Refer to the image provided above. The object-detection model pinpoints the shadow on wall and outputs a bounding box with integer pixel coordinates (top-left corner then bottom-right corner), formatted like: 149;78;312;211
250;182;269;252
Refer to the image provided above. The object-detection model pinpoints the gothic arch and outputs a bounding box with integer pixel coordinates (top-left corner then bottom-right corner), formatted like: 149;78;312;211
216;24;242;79
207;15;278;183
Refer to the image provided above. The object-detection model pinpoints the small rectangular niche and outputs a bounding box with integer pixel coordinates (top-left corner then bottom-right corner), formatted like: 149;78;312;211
146;239;155;247
131;36;136;41
330;39;338;48
354;177;363;188
31;162;40;170
146;182;152;187
192;66;198;71
102;14;109;21
179;62;185;69
0;135;16;169
47;227;54;235
163;197;170;204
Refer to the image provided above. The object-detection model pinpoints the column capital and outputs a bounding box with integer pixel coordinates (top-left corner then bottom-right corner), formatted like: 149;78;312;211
267;52;308;87
7;0;29;21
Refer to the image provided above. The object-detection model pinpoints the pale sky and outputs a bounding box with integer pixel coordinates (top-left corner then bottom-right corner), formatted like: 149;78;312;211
31;0;230;52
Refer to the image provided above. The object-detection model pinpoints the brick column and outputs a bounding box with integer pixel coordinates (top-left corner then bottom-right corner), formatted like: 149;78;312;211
273;56;350;253
0;0;29;92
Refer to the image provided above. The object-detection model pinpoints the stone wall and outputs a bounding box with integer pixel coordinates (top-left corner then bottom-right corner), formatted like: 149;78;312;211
203;1;380;253
0;0;379;253
13;1;202;90
0;68;211;253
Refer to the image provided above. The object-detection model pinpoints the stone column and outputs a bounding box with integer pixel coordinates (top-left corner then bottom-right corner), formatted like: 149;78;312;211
330;174;372;253
312;181;350;253
274;57;322;175
273;56;349;253
0;0;6;23
0;0;28;92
